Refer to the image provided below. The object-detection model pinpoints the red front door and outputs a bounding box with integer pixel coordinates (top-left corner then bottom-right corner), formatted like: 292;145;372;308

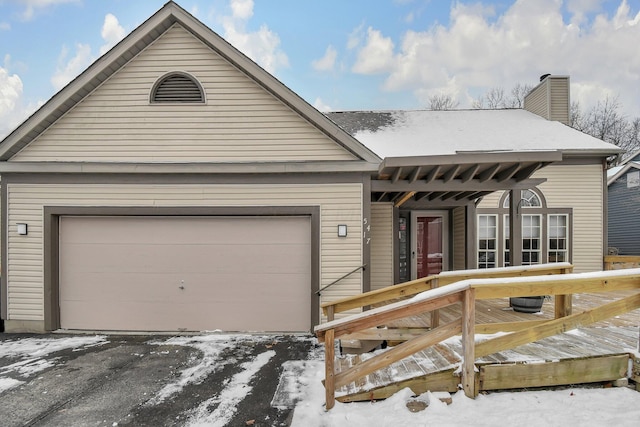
416;216;443;278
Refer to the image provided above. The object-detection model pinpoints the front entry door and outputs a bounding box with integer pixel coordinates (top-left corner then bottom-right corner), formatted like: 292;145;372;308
412;211;449;279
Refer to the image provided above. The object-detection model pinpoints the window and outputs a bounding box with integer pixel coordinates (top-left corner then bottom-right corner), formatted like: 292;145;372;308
478;215;497;268
548;214;568;262
522;215;541;265
150;72;205;103
504;216;509;266
477;188;571;268
502;189;541;208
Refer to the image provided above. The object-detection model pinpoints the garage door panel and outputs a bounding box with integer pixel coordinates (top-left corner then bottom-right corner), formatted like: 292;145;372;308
59;216;311;332
62;242;310;275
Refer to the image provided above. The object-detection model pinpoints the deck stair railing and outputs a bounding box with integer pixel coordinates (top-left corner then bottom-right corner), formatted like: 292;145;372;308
321;262;574;327
316;265;366;296
314;266;640;410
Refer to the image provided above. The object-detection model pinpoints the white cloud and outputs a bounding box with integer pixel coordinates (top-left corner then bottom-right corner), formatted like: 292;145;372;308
19;0;80;21
0;66;41;139
0;22;10;31
230;0;254;20
51;43;92;90
312;46;337;72
220;0;288;74
313;97;332;112
0;67;23;119
51;13;128;90
99;13;126;55
351;27;395;74
347;23;366;50
348;0;640;115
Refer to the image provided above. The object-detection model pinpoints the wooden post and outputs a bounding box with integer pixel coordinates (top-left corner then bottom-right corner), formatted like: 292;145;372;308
326;305;335;322
324;329;336;410
556;266;573;318
430;277;440;328
508;189;522;266
461;288;477;398
555;294;572;318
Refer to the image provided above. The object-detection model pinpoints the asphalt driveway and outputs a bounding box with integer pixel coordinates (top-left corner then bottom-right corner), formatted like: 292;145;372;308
0;333;319;427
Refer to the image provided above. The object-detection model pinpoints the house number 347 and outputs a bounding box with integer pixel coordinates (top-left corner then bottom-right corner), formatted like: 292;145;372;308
363;218;370;245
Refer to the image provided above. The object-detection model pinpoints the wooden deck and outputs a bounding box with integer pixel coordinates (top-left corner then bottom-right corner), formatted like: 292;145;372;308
403;290;640;328
334;291;640;402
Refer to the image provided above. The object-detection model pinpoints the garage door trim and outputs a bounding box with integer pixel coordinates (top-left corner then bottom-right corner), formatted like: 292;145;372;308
44;205;320;331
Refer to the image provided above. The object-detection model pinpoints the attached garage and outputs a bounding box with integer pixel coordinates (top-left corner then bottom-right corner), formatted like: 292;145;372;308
58;216;312;332
0;2;373;334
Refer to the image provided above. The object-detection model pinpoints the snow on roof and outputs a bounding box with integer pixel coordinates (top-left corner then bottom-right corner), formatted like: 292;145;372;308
334;109;620;159
607;161;640;184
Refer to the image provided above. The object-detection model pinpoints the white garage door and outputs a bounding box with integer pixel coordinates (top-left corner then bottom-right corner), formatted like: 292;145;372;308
59;216;311;332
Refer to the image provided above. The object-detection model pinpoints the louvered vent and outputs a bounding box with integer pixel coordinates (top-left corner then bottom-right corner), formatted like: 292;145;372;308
151;73;204;103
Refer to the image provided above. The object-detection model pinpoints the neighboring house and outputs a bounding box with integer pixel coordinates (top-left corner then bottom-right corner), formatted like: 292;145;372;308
0;2;619;333
607;150;640;255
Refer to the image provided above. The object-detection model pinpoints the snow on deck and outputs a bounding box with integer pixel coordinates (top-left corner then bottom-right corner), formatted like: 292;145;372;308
334;326;638;397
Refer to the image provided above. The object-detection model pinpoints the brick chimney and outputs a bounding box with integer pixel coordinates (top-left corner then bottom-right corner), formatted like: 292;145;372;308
524;74;570;125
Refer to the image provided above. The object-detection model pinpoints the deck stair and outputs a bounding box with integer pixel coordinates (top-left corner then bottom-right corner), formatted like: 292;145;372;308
334;326;639;402
315;264;640;409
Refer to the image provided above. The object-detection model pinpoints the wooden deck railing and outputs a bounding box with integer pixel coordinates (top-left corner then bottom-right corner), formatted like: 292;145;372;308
314;267;640;410
604;255;640;270
321;263;574;329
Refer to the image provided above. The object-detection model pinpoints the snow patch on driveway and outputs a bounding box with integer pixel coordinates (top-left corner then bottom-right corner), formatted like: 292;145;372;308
146;334;242;405
186;349;276;427
0;335;107;394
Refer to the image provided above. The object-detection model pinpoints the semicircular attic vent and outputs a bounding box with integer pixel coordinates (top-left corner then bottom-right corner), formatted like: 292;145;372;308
151;72;205;103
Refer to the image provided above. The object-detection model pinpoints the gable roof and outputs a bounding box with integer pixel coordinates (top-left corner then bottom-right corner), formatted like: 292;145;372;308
0;1;380;166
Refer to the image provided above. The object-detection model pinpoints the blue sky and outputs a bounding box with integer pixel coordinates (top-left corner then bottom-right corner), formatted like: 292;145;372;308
1;0;639;137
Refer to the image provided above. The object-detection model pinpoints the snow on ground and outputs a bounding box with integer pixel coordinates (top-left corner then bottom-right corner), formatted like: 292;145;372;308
151;334;640;427
2;333;640;426
0;334;107;393
291;358;640;426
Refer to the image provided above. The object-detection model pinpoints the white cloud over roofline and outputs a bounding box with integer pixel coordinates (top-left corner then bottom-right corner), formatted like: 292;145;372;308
220;0;289;74
347;0;640;115
51;13;126;91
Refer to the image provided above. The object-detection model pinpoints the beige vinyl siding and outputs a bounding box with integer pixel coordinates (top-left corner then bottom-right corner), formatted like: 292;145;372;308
12;24;355;163
524;76;569;125
524;82;548;120
477;190;502;208
476;164;604;272
5;183;363;322
370;203;394;291
534;164;603;272
549;78;570;125
452;206;466;271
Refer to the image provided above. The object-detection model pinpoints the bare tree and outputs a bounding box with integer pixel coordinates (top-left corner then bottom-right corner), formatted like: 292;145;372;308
475;85;640;159
472;83;532;109
428;93;459;111
484;87;506;109
569;101;586;131
570;96;640;161
507;83;533;108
